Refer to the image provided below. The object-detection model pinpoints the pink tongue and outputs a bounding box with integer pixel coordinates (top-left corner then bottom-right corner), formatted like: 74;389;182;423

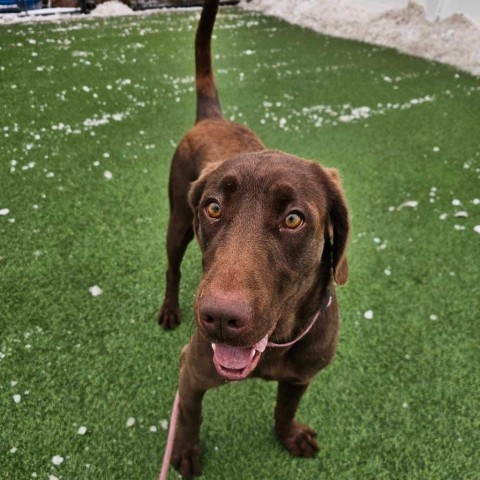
213;344;255;370
213;335;269;370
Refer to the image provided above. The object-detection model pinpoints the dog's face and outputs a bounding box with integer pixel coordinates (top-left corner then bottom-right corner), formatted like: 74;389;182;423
189;150;349;380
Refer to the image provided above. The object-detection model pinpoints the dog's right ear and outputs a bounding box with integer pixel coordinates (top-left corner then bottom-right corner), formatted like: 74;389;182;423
188;163;220;211
188;176;208;237
188;176;207;212
189;163;221;237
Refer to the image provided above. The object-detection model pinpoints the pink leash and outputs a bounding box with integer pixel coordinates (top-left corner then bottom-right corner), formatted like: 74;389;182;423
158;294;332;479
159;390;180;480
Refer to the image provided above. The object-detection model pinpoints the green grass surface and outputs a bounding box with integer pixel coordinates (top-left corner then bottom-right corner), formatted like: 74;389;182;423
1;8;479;480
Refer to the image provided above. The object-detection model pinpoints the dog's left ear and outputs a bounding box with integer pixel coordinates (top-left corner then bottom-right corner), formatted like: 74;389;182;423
323;167;350;285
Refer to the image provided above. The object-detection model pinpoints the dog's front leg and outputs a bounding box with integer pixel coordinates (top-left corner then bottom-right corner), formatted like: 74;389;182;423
171;387;204;479
274;380;320;458
171;336;222;478
158;207;194;330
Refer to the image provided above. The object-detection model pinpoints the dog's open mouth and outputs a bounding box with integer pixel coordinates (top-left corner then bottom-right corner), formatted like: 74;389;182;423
212;335;268;380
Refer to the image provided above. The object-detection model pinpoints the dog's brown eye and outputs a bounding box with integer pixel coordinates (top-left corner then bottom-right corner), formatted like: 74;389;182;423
285;212;303;229
206;202;222;219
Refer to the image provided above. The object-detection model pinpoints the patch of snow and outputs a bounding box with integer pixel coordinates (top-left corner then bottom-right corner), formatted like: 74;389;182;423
397;200;418;210
88;285;103;297
90;1;133;17
339;106;371;123
363;310;374;320
83;116;110;128
241;0;480;76
72;51;93;58
82;111;130;129
112;113;124;121
297;94;434;130
52;455;64;466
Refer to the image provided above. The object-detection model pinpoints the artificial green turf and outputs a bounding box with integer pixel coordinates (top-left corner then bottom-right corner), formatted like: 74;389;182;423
1;8;479;480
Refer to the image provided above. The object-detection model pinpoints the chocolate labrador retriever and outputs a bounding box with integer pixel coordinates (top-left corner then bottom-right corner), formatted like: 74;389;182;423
158;0;349;477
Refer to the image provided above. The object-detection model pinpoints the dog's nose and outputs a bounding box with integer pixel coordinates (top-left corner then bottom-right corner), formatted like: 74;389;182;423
198;294;249;341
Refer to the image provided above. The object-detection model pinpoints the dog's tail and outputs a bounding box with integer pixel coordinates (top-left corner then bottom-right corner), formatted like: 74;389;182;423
195;0;223;123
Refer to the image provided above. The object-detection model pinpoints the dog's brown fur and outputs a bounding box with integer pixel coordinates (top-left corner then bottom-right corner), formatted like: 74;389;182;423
158;1;350;477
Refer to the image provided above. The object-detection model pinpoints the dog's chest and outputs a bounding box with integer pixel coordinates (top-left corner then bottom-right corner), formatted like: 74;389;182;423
253;352;305;383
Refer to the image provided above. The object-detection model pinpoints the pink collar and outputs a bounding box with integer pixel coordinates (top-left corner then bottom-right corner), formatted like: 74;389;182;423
266;292;332;348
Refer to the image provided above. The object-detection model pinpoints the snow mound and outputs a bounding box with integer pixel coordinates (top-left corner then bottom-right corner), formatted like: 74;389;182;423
241;0;480;76
90;1;134;17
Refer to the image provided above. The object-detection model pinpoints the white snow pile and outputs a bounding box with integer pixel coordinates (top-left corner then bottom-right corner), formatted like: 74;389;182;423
90;1;133;18
241;0;480;76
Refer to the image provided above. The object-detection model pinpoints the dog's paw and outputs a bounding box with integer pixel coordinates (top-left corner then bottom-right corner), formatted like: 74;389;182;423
171;442;202;479
158;304;182;330
276;421;320;458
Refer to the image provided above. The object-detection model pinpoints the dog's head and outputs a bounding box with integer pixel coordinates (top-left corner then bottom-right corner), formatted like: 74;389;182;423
189;150;349;380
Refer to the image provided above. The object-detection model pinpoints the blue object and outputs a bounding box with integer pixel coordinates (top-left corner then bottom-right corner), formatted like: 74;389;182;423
0;0;42;10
